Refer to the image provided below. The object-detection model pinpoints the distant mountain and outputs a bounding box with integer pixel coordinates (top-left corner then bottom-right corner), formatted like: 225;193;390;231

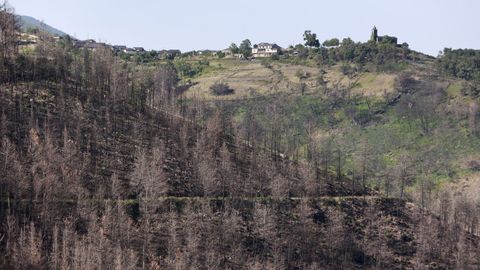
17;15;67;37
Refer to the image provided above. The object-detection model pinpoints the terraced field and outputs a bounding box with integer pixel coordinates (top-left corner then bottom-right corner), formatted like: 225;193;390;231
186;58;399;101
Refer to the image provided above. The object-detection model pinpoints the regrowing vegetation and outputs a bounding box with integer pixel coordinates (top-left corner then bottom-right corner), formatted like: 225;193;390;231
1;5;480;270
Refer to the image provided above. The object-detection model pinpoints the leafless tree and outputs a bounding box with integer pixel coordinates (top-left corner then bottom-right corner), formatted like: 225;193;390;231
469;101;478;136
0;3;19;81
130;141;168;268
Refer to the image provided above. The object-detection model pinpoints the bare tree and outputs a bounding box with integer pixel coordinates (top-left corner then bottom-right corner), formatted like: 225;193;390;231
469;101;478;136
12;222;43;269
130;142;168;268
397;82;443;135
153;63;179;108
0;3;19;81
393;152;414;199
131;143;168;209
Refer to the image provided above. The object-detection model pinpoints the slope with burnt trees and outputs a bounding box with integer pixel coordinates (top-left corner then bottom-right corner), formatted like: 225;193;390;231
0;7;479;270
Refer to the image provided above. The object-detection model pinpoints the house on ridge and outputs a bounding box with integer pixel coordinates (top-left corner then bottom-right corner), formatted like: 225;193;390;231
252;42;281;58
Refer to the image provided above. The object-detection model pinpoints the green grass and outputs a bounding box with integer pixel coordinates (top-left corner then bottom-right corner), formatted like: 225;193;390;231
446;81;463;97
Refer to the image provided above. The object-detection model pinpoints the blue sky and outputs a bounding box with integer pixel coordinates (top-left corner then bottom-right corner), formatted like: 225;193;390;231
9;0;480;56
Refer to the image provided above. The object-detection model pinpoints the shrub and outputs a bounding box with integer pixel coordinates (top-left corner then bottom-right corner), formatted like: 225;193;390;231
340;63;352;76
395;73;418;93
468;160;480;171
295;69;310;80
270;54;280;61
174;59;209;78
210;82;234;96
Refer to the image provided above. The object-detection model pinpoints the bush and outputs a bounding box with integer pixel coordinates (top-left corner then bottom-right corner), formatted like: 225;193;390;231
270;54;280;61
295;69;310;80
174;59;209;78
210;82;234;96
340;63;352;76
468;160;480;171
395;73;418;93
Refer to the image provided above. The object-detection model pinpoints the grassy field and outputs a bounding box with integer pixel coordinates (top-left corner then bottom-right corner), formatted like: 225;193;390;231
185;58;400;101
350;72;396;97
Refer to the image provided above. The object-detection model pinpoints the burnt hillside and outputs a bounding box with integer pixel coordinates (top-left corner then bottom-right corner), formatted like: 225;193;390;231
0;9;479;270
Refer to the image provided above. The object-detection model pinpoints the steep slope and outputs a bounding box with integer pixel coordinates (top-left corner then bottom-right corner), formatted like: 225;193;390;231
0;21;479;269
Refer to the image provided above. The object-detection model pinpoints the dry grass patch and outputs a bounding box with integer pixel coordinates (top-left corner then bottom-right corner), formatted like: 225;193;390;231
351;73;396;98
187;61;295;100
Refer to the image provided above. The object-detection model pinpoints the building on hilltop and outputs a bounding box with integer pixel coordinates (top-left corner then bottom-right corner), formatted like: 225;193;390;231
18;33;38;46
85;42;107;49
124;48;136;54
221;48;232;57
112;45;127;53
252;43;281;58
370;26;398;45
73;39;110;50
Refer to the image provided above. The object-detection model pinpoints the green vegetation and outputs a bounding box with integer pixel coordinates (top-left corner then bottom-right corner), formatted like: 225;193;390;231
316;38;410;72
119;50;160;64
438;48;480;96
229;42;239;54
323;38;340;47
221;68;480;199
180;35;479;205
228;39;253;58
239;39;252;58
303;30;320;48
438;48;480;81
174;59;210;79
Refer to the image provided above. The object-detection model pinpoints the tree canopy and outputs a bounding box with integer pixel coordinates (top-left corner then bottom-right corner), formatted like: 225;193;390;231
303;30;320;48
229;42;239;54
239;39;252;58
323;38;340;47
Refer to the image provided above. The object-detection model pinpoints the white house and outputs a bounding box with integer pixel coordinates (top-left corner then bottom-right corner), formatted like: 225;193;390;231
252;43;281;58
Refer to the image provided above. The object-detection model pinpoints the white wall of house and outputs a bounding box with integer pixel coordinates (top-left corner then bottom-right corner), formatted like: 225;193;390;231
252;44;280;57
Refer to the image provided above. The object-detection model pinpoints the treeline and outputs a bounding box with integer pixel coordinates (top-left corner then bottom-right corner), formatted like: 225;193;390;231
286;38;411;72
438;48;480;96
438;48;480;81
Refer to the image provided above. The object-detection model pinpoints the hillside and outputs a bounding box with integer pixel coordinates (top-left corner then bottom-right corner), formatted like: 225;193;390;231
186;59;398;100
179;48;479;207
18;15;67;36
1;8;480;270
0;75;476;268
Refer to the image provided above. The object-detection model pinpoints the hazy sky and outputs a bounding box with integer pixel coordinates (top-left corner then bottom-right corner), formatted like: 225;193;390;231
9;0;480;56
